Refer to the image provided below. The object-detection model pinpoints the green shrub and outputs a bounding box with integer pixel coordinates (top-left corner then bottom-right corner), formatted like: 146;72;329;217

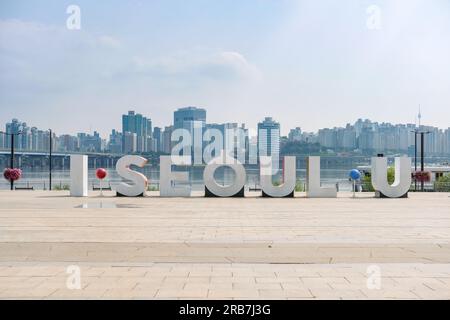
53;184;70;191
148;185;159;191
268;180;304;191
295;180;304;192
362;167;395;192
271;180;305;191
434;174;450;192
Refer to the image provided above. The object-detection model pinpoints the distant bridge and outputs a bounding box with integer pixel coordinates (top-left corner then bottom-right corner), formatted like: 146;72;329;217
0;150;122;157
0;150;125;169
0;150;163;169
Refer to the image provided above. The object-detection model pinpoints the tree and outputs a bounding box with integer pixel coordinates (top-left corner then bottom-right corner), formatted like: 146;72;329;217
281;141;324;155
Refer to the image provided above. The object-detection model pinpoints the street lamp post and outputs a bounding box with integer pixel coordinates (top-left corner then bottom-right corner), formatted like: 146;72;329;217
49;129;52;191
414;132;417;191
0;130;23;190
420;131;431;192
420;132;424;191
414;131;417;191
412;129;431;192
10;134;14;190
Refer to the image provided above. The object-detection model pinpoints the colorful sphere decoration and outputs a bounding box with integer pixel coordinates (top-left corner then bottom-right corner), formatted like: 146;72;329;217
349;169;361;181
3;168;22;182
96;168;108;180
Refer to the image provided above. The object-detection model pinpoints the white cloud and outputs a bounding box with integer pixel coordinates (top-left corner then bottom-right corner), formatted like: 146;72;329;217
0;19;261;94
0;19;126;92
0;19;263;135
98;35;121;49
129;48;261;82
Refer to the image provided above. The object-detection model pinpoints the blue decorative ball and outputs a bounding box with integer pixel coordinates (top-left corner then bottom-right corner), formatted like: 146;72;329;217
349;169;361;180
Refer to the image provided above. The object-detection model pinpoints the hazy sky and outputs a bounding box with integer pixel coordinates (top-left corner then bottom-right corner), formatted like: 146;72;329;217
1;0;449;136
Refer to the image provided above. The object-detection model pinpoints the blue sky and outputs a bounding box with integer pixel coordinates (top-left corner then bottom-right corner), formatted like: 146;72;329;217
1;0;449;136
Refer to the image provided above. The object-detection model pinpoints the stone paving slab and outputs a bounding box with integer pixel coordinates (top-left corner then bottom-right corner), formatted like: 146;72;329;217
0;242;448;263
0;263;449;300
0;191;449;299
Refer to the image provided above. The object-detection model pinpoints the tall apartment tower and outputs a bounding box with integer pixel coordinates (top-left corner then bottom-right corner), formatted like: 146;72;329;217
173;107;206;159
153;127;162;152
173;107;206;130
122;110;152;153
257;117;280;160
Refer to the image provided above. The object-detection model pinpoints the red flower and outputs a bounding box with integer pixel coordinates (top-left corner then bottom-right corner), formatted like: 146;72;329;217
3;168;22;182
413;171;431;183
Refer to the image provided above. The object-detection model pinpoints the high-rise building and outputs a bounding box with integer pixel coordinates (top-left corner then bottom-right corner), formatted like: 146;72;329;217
20;123;30;150
5;119;24;149
318;128;337;149
162;126;173;154
173;107;206;159
336;125;356;150
357;126;374;152
205;123;224;159
108;129;123;154
152;127;162;152
205;123;248;161
288;127;302;142
30;127;38;151
58;134;78;152
4;119;54;152
0;132;4;149
122;110;152;153
123;132;137;154
78;131;102;152
34;129;52;152
257;117;280;160
445;128;450;155
174;107;206;129
36;130;46;151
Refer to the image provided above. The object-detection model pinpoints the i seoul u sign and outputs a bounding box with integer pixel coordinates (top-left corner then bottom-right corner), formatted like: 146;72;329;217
69;153;412;199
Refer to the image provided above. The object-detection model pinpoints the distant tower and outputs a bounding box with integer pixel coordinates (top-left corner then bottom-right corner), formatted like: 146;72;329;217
418;105;422;127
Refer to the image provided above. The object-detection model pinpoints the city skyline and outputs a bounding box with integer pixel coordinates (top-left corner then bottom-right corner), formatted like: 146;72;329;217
1;1;450;135
1;107;449;140
2;108;450;157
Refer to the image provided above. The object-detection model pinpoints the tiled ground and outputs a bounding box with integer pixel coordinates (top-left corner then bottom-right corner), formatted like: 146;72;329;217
0;191;449;299
1;263;449;299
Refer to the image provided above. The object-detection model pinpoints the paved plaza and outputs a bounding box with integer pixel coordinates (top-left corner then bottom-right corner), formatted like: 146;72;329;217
0;191;449;299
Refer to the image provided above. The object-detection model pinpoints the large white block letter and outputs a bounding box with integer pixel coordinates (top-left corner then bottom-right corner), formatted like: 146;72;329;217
260;156;295;198
204;153;246;197
306;156;337;198
115;155;148;197
70;155;88;197
160;156;191;197
371;157;411;198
